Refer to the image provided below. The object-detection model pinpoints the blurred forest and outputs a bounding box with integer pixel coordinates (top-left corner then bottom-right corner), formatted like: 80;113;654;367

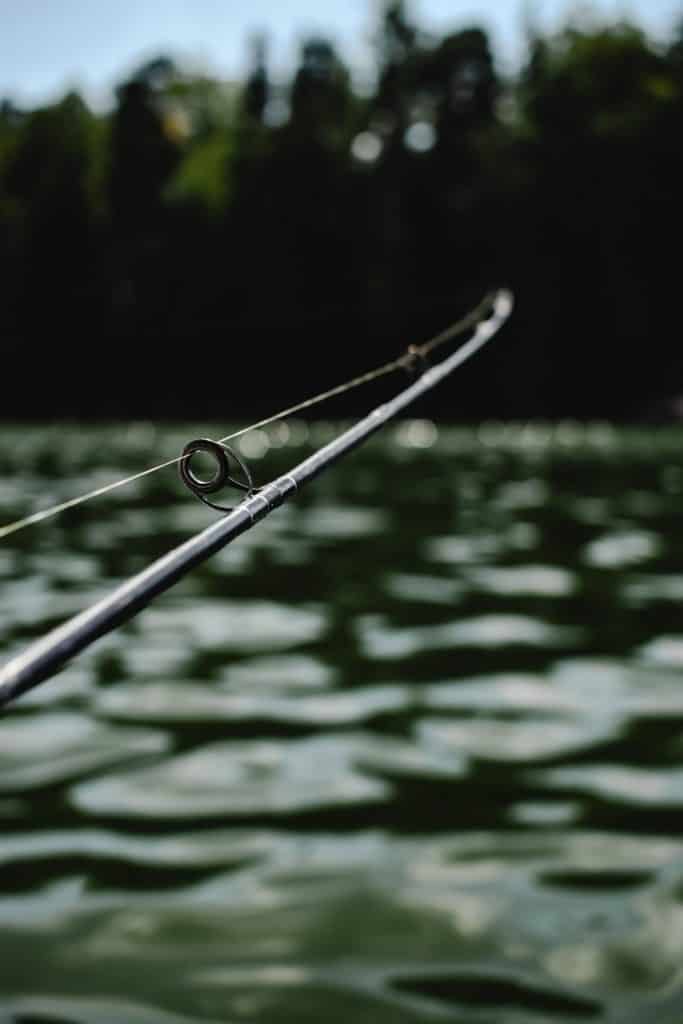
1;1;682;420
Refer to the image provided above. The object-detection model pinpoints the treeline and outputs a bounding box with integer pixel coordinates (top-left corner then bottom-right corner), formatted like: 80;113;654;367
2;2;683;420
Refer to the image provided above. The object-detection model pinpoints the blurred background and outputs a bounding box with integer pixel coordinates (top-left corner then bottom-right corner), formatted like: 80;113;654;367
6;4;683;1024
2;0;683;421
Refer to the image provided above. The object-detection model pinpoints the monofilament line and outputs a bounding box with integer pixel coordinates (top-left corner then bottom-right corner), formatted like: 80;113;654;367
0;292;495;541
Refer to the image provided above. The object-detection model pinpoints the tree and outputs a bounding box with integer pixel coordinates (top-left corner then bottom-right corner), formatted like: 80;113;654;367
3;92;99;339
108;57;182;231
515;20;682;413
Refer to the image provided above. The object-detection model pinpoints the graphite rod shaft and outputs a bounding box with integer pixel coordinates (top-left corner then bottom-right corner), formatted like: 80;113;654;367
0;289;512;709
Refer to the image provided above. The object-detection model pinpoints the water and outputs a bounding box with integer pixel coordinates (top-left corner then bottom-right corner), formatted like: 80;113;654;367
2;422;683;1022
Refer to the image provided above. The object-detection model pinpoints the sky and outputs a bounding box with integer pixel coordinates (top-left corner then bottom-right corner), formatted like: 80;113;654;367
1;0;681;109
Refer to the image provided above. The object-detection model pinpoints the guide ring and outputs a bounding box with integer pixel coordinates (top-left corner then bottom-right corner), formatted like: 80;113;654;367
179;438;255;512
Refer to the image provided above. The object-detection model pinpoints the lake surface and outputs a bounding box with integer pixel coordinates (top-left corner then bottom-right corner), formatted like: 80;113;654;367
2;422;683;1022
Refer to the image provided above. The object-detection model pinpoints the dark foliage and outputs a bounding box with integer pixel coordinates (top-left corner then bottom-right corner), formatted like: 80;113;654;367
1;4;681;420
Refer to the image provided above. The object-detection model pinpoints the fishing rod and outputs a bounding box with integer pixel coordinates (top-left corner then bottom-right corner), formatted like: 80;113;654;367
0;289;512;710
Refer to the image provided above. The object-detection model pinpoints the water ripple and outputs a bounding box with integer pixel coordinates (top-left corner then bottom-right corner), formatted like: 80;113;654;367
2;427;683;1020
0;713;169;793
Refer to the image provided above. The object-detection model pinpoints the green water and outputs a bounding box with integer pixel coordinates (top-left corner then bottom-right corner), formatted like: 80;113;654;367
2;422;683;1022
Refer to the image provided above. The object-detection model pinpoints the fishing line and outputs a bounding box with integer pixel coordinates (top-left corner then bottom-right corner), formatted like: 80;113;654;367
0;292;495;541
0;289;512;708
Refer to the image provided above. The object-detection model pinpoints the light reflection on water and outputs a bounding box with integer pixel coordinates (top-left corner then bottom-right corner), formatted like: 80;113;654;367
2;424;683;1021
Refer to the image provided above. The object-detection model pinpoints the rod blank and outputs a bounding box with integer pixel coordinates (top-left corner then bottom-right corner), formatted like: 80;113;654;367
0;290;512;709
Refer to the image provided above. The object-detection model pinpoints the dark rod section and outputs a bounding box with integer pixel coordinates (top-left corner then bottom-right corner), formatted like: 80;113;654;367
0;290;512;709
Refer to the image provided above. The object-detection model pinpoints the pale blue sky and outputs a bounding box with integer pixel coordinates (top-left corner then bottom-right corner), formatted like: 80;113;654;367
1;0;681;108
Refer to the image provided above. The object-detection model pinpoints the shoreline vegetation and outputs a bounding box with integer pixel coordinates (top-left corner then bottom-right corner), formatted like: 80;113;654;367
2;2;682;421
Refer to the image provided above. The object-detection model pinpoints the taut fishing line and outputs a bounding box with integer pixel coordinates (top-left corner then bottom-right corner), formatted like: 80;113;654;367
0;292;495;540
0;289;512;707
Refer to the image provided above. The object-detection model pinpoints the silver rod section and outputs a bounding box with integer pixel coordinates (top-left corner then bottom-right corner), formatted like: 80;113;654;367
0;290;512;709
